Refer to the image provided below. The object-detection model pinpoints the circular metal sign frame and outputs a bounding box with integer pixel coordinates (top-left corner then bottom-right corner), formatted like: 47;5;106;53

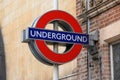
29;10;82;65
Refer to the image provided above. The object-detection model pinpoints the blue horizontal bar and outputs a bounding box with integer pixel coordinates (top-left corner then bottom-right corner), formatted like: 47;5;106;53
28;27;89;44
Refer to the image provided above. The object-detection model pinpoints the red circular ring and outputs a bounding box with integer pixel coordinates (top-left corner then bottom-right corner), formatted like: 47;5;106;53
35;10;82;64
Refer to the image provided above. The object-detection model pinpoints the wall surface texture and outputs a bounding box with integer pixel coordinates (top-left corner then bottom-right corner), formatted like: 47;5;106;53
76;0;120;80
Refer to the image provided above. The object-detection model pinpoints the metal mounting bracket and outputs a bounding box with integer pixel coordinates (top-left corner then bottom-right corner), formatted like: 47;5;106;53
88;29;99;55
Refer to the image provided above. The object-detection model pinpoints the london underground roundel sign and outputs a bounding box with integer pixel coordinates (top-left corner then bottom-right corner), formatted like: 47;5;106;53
22;10;89;65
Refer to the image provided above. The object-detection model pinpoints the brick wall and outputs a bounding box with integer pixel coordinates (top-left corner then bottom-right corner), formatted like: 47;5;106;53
76;0;120;80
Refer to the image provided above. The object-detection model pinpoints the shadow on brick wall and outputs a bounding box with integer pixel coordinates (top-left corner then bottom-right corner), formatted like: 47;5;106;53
0;26;6;80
